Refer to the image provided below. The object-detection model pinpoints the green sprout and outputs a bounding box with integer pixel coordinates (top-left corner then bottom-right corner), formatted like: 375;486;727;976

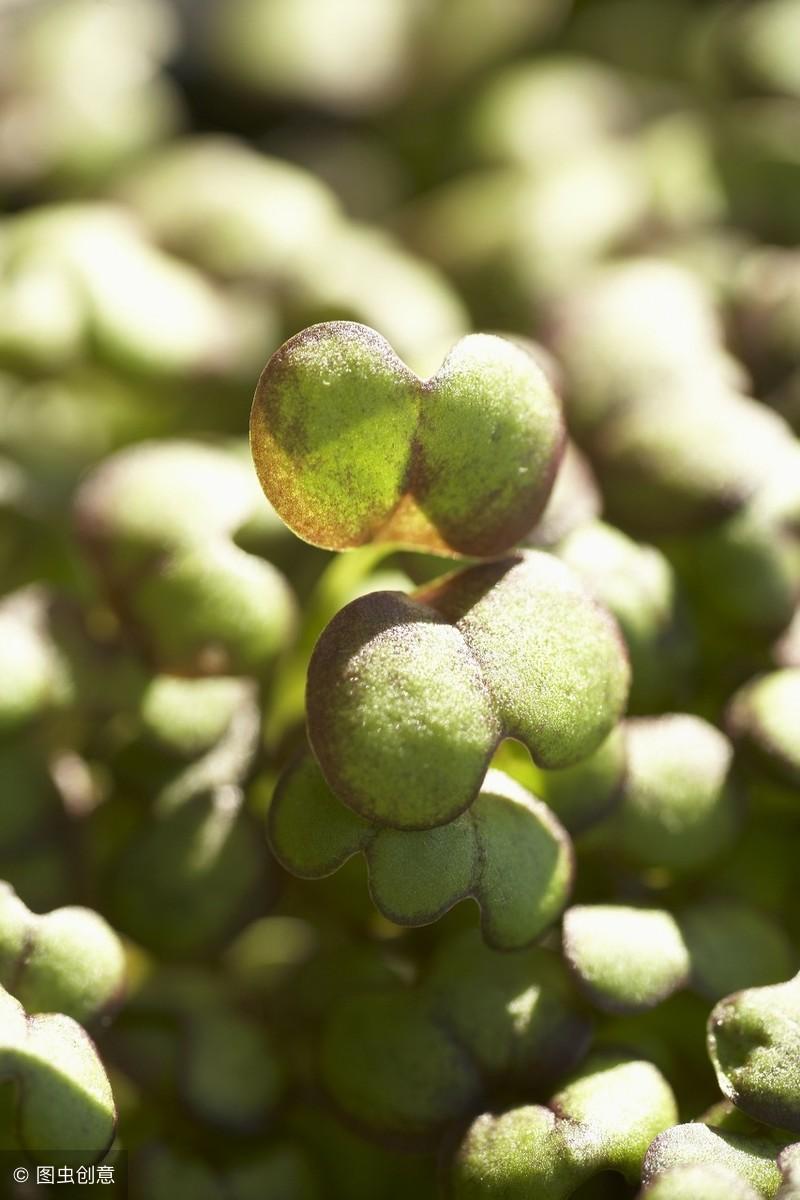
250;321;564;556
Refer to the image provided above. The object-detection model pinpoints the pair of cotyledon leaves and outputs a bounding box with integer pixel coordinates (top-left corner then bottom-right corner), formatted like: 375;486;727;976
250;320;565;559
270;757;573;950
303;548;629;832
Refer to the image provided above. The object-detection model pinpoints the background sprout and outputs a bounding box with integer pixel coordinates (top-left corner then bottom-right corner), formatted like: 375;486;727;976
0;0;181;194
74;439;297;676
138;675;255;761
555;520;695;711
709;973;800;1133
109;967;283;1134
466;57;638;170
0;984;116;1159
421;929;592;1087
526;440;603;549
533;725;627;834
589;715;742;870
251;321;564;557
549;258;733;440
0;884;125;1025
642;1120;792;1198
777;1146;800;1200
201;0;568;117
0;589;64;734
563;907;692;1014
713;0;800;100
727;670;800;788
115;136;341;285
403;151;649;330
671;449;800;638
203;0;418;117
103;682;275;957
637;1163;763;1199
129;1142;322;1200
319;928;591;1143
447;1051;678;1198
286;1102;438;1200
584;385;793;539
321;989;483;1144
306;550;629;829
563;900;795;1014
0;206;270;381
270;755;573;949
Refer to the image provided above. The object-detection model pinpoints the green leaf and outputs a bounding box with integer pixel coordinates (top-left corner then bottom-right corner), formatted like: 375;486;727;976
563;906;691;1013
555;520;694;710
642;1122;788;1197
727;670;800;788
307;589;499;828
594;714;741;870
74;440;296;676
250;321;564;557
0;984;115;1158
637;1164;762;1199
321;990;482;1142
709;973;800;1132
0;883;126;1025
680;900;796;1001
448;1050;677;1197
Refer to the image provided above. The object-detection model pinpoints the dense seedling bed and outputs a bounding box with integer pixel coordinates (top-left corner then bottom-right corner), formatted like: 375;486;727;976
0;0;799;1197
